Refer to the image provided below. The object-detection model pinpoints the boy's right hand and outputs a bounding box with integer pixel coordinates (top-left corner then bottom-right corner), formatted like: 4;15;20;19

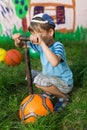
12;33;25;48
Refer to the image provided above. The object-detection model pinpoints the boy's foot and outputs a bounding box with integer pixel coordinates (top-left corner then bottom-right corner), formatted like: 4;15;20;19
54;98;69;111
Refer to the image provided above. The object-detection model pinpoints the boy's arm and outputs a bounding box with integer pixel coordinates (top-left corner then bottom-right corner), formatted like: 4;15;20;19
40;42;61;66
29;34;61;66
12;33;29;48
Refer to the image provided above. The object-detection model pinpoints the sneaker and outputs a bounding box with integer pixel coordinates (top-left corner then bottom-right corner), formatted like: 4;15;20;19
54;98;69;111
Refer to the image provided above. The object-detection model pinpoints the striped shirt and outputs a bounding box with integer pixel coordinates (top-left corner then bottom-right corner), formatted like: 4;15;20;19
27;41;73;86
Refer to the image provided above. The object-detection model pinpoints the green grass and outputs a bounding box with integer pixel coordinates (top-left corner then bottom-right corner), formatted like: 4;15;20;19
0;40;87;130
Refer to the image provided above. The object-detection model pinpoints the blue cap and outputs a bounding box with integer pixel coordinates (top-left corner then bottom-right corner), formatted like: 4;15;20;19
31;13;55;27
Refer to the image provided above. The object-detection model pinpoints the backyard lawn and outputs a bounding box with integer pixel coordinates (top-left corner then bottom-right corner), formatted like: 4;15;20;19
0;34;87;130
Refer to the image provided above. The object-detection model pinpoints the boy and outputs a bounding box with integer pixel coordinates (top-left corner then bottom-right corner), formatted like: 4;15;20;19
12;13;73;111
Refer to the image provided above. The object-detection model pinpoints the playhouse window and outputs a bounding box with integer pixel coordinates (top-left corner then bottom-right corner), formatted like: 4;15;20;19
34;6;44;15
56;6;65;24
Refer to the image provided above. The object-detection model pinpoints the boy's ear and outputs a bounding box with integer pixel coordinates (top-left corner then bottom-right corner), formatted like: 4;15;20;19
49;28;54;36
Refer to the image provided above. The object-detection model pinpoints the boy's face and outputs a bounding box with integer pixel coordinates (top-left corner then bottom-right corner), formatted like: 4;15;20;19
30;28;54;46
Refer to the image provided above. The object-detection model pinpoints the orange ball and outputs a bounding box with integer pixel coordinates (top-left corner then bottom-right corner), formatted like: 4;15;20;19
19;94;54;124
4;49;22;66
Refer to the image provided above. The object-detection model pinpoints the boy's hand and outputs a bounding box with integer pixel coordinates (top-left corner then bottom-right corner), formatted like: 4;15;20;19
12;33;26;48
29;34;44;45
